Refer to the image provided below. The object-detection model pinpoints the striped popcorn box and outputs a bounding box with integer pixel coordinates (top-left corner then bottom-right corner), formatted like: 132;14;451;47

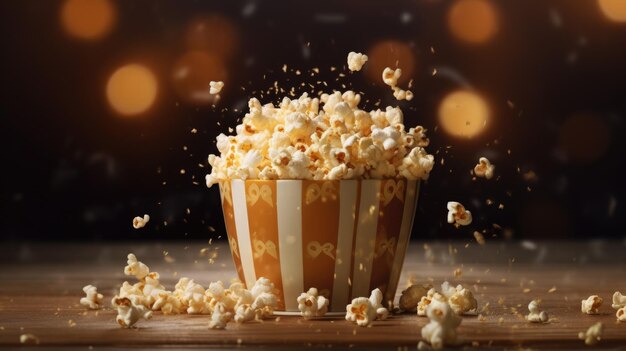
218;179;420;314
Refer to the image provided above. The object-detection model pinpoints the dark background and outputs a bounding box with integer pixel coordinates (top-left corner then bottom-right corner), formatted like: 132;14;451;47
1;0;625;242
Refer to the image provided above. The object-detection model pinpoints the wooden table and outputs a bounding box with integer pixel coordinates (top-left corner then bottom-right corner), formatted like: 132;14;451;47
1;241;625;350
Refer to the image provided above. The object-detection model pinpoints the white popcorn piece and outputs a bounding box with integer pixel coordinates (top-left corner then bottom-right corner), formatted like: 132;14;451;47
345;297;377;327
209;81;224;94
474;157;495;179
208;302;233;329
526;300;549;323
616;306;626;322
20;333;39;344
581;295;603;315
446;202;472;226
80;284;104;310
578;322;603;346
347;51;368;72
399;284;430;312
111;296;153;328
234;304;256;323
420;299;462;350
440;282;478;315
369;288;390;320
417;288;446;317
124;253;150;281
152;290;183;314
392;87;414;101
132;214;150;229
382;67;402;87
297;287;329;319
612;291;626;309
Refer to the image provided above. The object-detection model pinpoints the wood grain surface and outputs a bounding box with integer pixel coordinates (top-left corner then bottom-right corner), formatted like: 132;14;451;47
1;241;625;350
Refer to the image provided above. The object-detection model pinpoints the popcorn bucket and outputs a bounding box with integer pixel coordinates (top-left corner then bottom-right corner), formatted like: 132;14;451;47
218;179;420;314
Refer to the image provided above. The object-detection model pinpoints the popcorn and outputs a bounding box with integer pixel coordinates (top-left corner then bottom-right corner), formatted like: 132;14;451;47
420;299;462;350
611;291;626;309
526;300;549;323
440;282;478;315
205;90;433;184
474;157;495;179
347;51;368;71
382;67;402;87
399;284;430;312
209;81;224;94
234;303;256;323
132;214;150;229
446;202;472;227
80;284;104;310
20;334;39;344
124;253;150;281
369;288;390;320
392;87;414;101
345;297;377;327
578;322;603;346
581;295;603;315
297;287;329;319
617;307;626;322
152;290;183;314
111;296;153;328
417;288;446;317
208;302;233;329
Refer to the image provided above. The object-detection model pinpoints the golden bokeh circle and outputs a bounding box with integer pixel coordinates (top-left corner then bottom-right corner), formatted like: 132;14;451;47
172;51;227;105
559;113;610;164
438;90;489;138
365;40;416;85
60;0;116;40
106;64;158;117
598;0;626;22
447;0;499;44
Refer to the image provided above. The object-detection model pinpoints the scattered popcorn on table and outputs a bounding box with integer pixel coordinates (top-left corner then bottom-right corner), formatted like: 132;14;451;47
578;322;603;346
209;302;233;329
581;295;603;315
612;291;626;309
297;287;329;319
526;300;549;323
124;253;150;281
152;290;183;314
399;284;430;312
616;307;626;322
473;157;495;179
347;51;368;72
417;288;446;317
209;81;224;95
132;214;150;229
80;284;103;310
440;282;478;315
111;296;153;328
447;202;472;227
345;297;377;327
369;288;390;320
234;303;256;323
19;333;39;345
420;299;462;350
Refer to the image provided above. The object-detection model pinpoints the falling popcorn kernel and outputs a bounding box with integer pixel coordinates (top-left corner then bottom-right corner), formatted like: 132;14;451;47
132;214;150;229
473;231;486;245
209;81;224;95
447;202;472;226
473;157;495;179
347;51;368;72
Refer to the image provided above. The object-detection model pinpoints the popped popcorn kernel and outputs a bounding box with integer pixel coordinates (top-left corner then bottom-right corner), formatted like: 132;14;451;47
441;282;478;315
209;81;224;95
152;290;183;314
446;202;472;226
132;214;150;229
80;284;104;310
526;300;549;323
612;291;626;309
420;299;462;350
473;157;495;179
417;288;446;317
111;296;152;328
382;67;402;88
20;333;39;344
616;306;626;322
581;295;603;315
399;284;430;312
297;287;329;319
369;288;390;320
209;302;233;329
578;322;603;346
347;51;368;72
345;297;376;327
124;253;150;281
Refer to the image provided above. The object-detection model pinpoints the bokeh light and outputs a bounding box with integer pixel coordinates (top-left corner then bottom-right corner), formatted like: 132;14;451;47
172;51;227;105
60;0;116;40
106;64;158;117
559;113;610;164
185;15;239;59
438;90;489;138
598;0;626;22
447;0;499;44
365;40;415;85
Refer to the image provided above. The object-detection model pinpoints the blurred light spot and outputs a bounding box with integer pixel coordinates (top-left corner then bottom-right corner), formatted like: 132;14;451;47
447;0;499;44
366;40;415;85
559;113;610;164
106;64;157;117
60;0;116;40
438;90;488;138
172;51;227;105
185;15;239;59
598;0;626;22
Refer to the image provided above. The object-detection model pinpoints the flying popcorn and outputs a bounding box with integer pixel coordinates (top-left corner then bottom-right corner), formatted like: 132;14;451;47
526;300;549;323
297;287;329;319
80;284;104;310
420;299;462;350
209;81;224;95
581;295;603;315
132;214;150;229
399;284;430;312
578;322;603;346
124;253;150;281
382;67;402;87
111;296;153;328
474;157;495;179
447;202;472;226
347;51;368;71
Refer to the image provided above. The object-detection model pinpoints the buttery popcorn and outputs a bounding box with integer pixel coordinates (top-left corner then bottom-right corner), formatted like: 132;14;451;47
612;291;626;309
208;302;233;329
473;157;494;179
446;202;472;226
417;288;446;317
398;284;430;312
124;253;150;281
347;52;368;72
420;299;462;350
581;295;603;315
440;282;478;315
111;296;153;328
345;297;377;327
132;214;150;229
616;307;626;322
80;284;104;310
297;287;329;319
205;90;433;185
526;300;549;323
209;81;224;95
578;322;603;346
152;290;183;314
369;288;390;320
382;67;413;101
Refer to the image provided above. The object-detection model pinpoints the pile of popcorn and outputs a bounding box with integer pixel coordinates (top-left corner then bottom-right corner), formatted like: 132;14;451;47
205;90;434;185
